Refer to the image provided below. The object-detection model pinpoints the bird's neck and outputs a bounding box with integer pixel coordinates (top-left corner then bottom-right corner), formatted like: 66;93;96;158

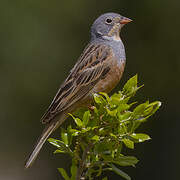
101;35;121;42
90;36;126;63
91;33;121;42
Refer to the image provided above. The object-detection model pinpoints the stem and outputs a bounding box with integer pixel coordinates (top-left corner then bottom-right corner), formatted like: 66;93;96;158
76;143;93;180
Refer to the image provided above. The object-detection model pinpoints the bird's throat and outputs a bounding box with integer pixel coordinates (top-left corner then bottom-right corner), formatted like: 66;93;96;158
102;34;121;42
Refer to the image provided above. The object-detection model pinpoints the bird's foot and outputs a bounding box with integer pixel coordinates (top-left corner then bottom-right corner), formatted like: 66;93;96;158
88;105;95;111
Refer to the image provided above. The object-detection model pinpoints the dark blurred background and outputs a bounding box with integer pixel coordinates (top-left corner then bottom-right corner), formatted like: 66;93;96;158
0;0;179;179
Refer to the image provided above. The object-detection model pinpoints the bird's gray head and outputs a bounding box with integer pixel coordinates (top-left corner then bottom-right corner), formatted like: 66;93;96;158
91;12;132;41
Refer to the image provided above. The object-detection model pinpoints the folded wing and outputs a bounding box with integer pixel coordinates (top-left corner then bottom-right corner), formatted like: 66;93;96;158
41;43;113;124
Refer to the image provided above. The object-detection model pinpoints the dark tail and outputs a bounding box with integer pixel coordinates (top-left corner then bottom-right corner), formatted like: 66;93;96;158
25;114;66;168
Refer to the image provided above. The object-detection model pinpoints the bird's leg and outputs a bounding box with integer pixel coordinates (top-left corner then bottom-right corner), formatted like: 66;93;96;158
87;105;95;111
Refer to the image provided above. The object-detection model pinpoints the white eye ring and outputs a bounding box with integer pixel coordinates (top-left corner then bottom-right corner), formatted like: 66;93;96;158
105;18;113;24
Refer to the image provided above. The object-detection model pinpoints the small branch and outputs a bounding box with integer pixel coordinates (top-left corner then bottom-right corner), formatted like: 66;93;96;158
76;143;93;180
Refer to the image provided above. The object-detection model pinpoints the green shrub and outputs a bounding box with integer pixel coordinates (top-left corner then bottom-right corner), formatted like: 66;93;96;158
48;75;161;180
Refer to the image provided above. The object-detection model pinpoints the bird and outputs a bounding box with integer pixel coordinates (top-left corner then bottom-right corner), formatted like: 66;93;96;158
25;12;132;168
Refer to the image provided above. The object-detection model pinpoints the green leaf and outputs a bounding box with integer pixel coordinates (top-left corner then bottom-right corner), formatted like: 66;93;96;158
94;141;110;153
118;111;132;122
129;121;141;132
117;156;138;167
81;127;91;133
122;139;134;149
69;114;83;127
67;125;73;145
132;101;161;122
70;162;77;180
110;164;131;180
69;128;81;136
61;128;68;145
93;93;106;104
91;135;100;141
110;92;123;105
123;75;138;96
117;104;130;113
116;142;123;155
96;164;103;177
82;110;91;126
106;108;117;116
93;106;99;114
102;154;138;167
73;107;88;119
48;138;72;154
110;133;117;139
133;101;149;115
145;101;161;116
48;138;64;148
54;149;66;154
99;92;111;102
130;133;151;142
58;168;70;180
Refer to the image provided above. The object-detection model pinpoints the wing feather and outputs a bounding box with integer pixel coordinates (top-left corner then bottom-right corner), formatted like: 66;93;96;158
41;43;112;124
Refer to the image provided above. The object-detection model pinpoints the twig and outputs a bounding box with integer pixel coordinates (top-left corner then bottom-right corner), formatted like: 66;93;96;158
76;143;93;180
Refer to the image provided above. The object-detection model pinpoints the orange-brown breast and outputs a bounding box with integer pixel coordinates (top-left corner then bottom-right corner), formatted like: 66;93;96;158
93;59;125;93
62;59;125;114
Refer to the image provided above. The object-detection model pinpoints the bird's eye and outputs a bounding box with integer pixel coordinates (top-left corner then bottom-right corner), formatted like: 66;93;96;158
105;18;112;24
